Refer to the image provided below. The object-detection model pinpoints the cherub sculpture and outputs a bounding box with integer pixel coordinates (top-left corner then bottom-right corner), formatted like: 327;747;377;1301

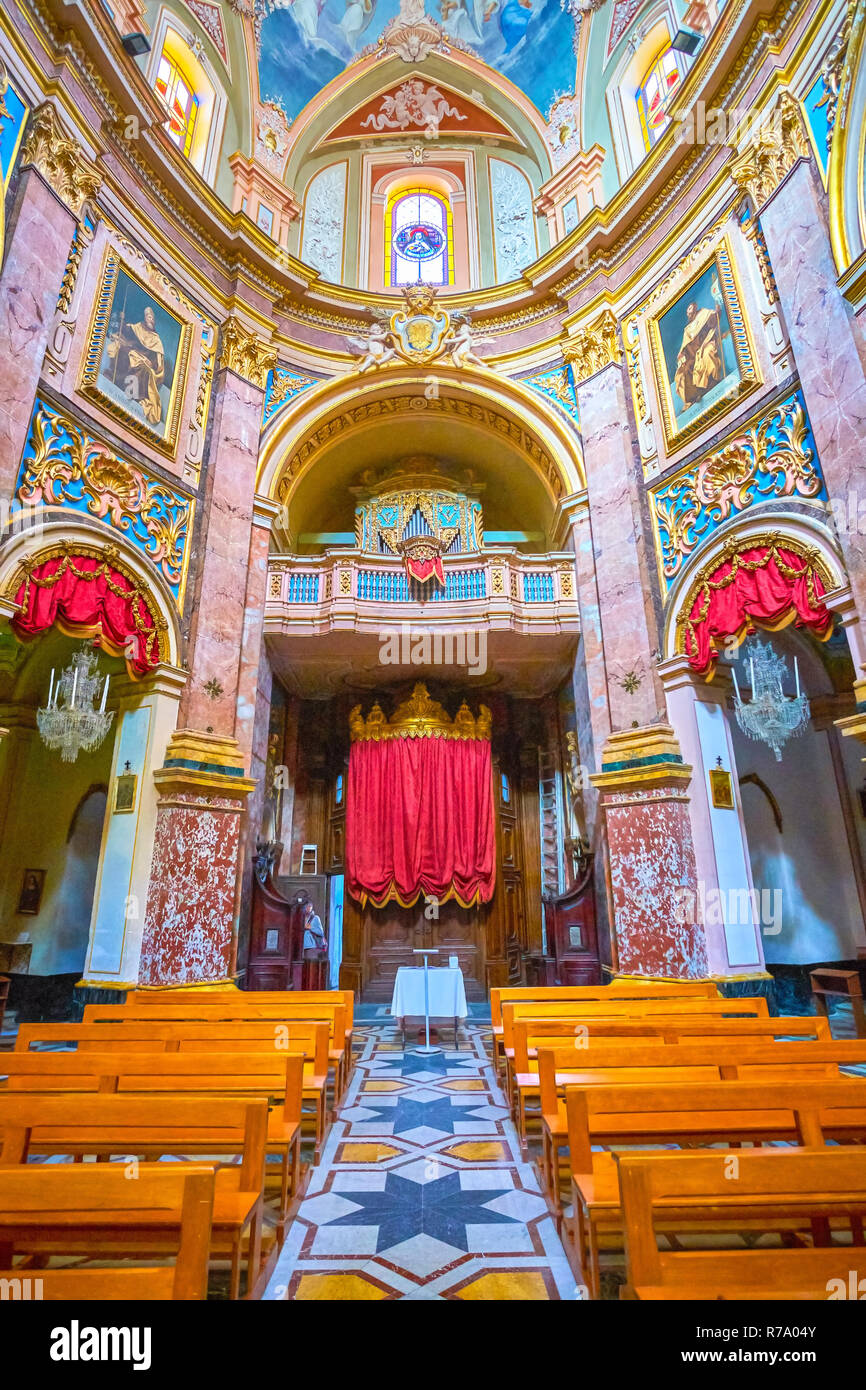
345;320;397;372
445;318;494;370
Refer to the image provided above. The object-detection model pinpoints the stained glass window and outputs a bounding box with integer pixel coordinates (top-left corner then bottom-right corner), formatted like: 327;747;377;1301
385;188;453;288
637;46;682;151
154;52;200;159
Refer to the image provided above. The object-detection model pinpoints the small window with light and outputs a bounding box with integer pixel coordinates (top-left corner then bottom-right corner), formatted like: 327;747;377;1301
637;46;683;150
155;51;200;159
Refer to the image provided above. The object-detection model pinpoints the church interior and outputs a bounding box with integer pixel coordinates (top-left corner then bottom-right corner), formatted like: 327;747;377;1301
1;0;866;1316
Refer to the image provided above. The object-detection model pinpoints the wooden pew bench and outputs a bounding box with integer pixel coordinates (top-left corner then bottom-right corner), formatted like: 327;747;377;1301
0;1050;306;1229
16;1019;332;1160
534;1038;866;1211
617;1147;866;1301
490;982;720;1072
563;1076;866;1299
500;996;769;1110
0;1094;269;1300
0;1163;216;1300
82;1002;348;1114
125;989;356;1100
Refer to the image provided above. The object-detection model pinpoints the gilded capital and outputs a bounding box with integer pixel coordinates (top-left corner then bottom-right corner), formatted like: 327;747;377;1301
219;315;278;390
562;308;621;385
19;104;101;216
730;91;811;210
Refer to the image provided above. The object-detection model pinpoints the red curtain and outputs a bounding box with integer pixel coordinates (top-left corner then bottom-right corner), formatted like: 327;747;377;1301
12;553;160;676
684;544;832;676
346;735;496;908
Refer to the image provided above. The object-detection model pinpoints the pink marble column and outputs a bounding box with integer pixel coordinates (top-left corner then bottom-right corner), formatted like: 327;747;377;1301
0;167;76;505
574;362;665;731
139;328;274;985
759;159;866;619
590;727;708;978
180;365;266;742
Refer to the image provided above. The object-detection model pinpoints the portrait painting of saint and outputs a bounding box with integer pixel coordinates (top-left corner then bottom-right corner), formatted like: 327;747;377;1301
81;254;191;456
648;241;758;449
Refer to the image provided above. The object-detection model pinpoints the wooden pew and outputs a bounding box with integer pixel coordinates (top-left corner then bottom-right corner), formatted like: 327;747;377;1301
0;1164;216;1300
0;1094;269;1300
125;989;356;1098
490;982;720;1070
500;996;769;1107
83;1001;348;1110
617;1148;866;1300
534;1038;866;1208
512;1015;837;1145
16;1019;331;1159
0;1050;306;1227
563;1076;866;1298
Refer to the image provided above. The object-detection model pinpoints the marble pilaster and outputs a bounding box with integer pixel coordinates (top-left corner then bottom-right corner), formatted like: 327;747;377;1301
757;158;866;622
568;328;665;733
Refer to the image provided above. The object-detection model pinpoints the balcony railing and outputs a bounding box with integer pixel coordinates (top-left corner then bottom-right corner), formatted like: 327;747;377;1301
265;548;579;629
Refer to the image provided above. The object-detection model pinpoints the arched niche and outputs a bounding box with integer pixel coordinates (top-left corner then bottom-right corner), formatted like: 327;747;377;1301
257;367;585;550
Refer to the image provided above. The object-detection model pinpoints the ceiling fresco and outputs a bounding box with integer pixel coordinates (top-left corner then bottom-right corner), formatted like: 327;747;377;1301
257;0;578;125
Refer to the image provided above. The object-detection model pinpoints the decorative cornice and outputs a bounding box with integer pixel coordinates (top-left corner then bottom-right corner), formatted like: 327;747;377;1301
730;90;812;210
19;103;101;216
218;316;278;390
562;309;621;386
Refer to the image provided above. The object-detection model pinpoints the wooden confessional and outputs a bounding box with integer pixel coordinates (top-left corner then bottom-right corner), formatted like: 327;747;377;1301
246;845;328;990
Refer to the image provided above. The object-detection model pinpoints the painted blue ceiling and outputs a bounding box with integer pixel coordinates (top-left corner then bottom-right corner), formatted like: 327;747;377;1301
258;0;577;125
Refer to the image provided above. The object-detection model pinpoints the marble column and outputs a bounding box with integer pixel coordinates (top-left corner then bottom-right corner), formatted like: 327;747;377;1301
180;322;275;740
735;95;866;623
0;105;99;508
589;726;707;978
568;311;697;974
566;310;665;734
139;318;276;985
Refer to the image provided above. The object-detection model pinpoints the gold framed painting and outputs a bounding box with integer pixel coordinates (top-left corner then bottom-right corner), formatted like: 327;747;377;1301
709;767;735;810
647;237;759;451
80;250;193;457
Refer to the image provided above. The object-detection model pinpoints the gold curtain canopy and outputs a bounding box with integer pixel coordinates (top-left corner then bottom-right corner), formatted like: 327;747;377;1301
349;683;492;742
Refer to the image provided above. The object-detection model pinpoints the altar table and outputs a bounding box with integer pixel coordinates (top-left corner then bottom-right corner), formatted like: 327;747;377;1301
390;966;468;1049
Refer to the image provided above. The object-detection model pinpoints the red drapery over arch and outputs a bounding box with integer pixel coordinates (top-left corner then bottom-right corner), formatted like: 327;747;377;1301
11;550;163;677
681;542;833;677
346;687;496;909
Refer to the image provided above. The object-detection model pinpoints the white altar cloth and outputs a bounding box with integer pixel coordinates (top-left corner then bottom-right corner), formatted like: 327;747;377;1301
390;966;468;1019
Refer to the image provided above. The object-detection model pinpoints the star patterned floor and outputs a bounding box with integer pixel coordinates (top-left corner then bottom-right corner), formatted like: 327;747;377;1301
263;1021;578;1300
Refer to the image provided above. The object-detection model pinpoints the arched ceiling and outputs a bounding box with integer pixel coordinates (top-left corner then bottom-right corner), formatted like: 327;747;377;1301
256;0;579;125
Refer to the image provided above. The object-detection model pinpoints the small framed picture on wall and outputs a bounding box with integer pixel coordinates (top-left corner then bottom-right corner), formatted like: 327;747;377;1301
17;869;45;915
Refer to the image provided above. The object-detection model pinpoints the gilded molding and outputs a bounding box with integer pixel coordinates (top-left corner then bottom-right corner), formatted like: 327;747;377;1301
649;390;826;589
349;683;491;742
562;309;621;386
218;316;278;389
19;103;100;216
730;91;812;210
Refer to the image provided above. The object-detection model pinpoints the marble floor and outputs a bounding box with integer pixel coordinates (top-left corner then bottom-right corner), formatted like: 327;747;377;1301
263;1019;579;1300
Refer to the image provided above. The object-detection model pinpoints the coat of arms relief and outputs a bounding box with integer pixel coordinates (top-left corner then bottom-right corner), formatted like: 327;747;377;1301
345;285;494;372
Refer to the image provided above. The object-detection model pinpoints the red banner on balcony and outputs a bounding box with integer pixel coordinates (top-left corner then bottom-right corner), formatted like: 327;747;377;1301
11;550;162;676
683;542;832;676
404;553;445;586
345;685;496;909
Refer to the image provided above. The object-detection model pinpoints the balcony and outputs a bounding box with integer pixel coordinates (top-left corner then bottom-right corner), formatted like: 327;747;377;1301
264;548;580;698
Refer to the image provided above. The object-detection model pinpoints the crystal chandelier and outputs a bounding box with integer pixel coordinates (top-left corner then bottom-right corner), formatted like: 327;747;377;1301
731;636;810;762
37;644;114;763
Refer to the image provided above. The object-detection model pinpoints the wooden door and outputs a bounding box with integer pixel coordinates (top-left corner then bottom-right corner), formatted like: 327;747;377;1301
362;899;485;1002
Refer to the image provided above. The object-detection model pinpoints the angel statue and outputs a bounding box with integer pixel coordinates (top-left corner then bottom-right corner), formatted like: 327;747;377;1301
345;320;397;372
445;319;494;370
